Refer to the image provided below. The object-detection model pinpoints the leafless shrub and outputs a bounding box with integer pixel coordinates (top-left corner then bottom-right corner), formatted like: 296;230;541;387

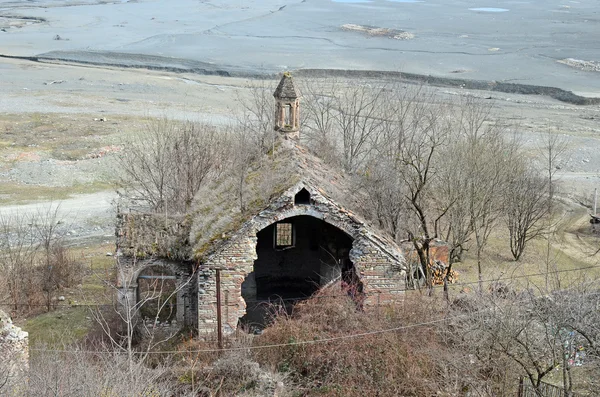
253;292;464;396
448;279;600;396
118;119;227;213
0;206;82;315
28;344;175;397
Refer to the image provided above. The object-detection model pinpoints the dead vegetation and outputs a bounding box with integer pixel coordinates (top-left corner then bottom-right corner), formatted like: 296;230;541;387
4;75;600;396
15;281;599;396
0;205;84;316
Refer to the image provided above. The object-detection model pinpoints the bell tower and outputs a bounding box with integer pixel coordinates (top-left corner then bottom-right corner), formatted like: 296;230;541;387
273;72;300;140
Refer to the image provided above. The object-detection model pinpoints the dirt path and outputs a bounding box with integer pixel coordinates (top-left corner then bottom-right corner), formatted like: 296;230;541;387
553;206;600;268
0;191;116;246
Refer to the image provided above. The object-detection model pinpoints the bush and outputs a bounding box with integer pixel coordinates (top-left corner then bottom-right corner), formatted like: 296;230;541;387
253;292;455;396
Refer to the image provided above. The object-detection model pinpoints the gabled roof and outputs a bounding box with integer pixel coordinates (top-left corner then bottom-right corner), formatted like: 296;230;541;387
273;72;300;100
189;137;402;263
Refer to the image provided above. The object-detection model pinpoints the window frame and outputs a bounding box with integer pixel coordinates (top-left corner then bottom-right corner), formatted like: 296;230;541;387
274;222;295;250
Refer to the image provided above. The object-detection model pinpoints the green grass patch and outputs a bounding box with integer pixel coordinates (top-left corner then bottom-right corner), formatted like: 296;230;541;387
23;306;93;347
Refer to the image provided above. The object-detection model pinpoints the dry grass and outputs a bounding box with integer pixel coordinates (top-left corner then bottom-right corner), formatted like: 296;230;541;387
0;112;148;204
0;180;113;204
17;243;115;347
450;203;600;295
252;291;458;396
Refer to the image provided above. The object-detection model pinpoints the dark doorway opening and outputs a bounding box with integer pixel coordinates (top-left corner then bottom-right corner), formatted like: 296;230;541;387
137;266;177;324
240;215;354;331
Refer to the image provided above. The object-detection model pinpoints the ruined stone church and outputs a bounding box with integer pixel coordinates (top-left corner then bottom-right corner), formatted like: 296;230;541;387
116;74;408;336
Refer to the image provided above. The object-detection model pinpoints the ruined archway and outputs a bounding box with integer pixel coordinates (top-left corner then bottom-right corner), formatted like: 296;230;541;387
137;265;177;324
240;215;355;329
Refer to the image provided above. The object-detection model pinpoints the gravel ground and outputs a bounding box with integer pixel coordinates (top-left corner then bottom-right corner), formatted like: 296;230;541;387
0;55;599;246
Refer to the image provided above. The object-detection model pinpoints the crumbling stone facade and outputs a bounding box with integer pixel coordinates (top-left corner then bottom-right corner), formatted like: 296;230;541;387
0;310;29;394
197;181;406;335
116;213;197;328
116;73;408;338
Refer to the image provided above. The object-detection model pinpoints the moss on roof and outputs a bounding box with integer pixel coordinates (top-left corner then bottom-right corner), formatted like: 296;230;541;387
190;137;367;260
273;73;300;100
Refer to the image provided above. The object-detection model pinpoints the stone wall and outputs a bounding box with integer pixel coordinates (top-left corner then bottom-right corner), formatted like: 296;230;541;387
351;236;406;306
116;257;197;328
0;310;28;395
198;183;407;336
116;212;191;260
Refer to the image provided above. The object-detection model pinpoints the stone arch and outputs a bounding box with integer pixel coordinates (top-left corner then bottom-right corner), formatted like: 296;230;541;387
118;259;195;328
137;265;178;324
239;213;358;330
252;207;361;242
130;260;181;284
198;204;406;336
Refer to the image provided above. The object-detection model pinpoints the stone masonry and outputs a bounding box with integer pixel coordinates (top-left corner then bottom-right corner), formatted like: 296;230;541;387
0;310;29;395
198;181;406;336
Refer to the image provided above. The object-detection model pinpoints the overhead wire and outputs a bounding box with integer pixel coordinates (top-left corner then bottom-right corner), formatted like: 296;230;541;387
3;262;600;308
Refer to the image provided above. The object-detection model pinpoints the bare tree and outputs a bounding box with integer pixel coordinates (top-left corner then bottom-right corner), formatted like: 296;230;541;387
302;79;388;173
359;85;455;290
0;212;38;312
118;119;225;213
504;164;549;261
32;204;68;312
300;78;340;165
334;83;387;173
454;98;518;291
171;122;226;211
0;206;79;314
236;80;276;155
449;277;600;396
537;129;568;208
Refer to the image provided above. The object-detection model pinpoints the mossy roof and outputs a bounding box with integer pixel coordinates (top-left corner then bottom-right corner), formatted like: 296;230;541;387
190;137;396;261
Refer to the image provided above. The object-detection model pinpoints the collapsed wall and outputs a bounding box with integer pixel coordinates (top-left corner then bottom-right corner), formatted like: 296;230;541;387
0;310;29;395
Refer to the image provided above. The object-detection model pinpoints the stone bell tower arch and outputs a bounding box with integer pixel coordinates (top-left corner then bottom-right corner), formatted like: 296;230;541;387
273;72;300;140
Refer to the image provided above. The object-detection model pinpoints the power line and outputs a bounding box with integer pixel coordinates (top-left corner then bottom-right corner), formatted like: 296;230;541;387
4;263;600;308
33;287;590;356
30;315;455;355
24;288;600;355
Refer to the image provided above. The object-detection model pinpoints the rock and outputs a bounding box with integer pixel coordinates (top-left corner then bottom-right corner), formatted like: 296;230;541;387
106;252;113;256
58;296;65;301
0;309;29;389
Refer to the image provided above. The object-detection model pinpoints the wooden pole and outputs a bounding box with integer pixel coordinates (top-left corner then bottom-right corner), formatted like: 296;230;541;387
216;269;223;351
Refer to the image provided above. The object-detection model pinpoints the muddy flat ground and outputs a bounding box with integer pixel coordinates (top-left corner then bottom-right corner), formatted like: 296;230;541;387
0;0;599;250
1;56;599;244
1;0;600;93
